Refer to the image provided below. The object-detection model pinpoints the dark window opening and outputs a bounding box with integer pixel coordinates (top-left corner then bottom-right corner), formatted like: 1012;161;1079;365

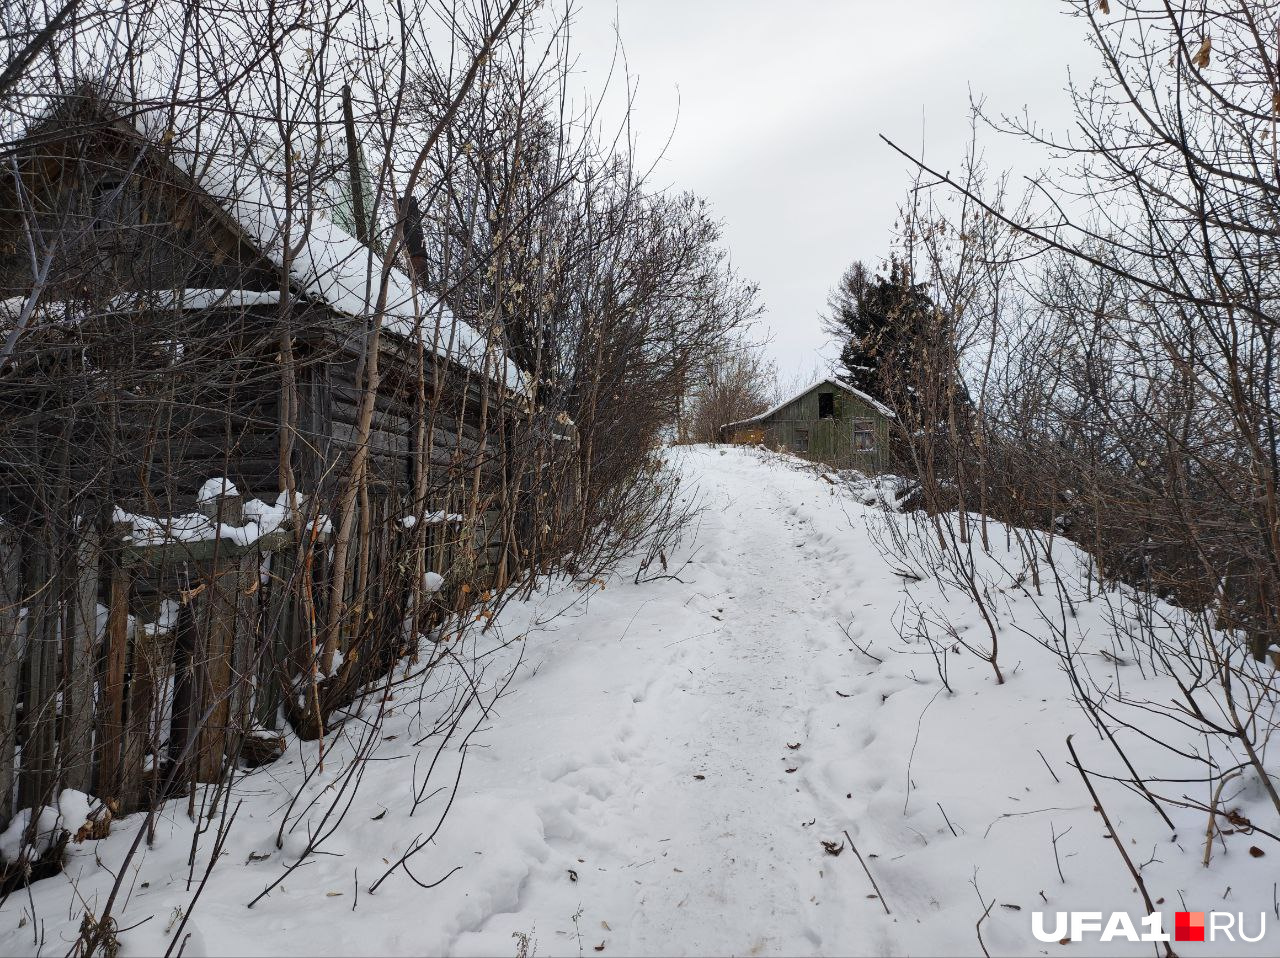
795;428;810;453
852;419;876;452
89;177;142;262
92;179;129;226
818;391;834;419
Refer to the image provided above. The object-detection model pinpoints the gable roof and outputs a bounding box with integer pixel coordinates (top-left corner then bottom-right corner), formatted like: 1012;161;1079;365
198;161;525;394
11;90;526;394
724;376;894;430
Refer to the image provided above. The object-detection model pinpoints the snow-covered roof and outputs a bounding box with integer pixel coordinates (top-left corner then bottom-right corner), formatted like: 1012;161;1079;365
724;376;894;430
168;132;526;394
112;289;283;311
16;92;526;395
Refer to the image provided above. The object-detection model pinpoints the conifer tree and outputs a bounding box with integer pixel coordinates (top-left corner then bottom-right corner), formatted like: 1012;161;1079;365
823;259;933;409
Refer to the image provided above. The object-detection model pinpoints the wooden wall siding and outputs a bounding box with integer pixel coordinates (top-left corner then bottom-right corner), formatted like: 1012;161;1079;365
729;383;892;473
0;310;290;521
0;108;574;849
303;343;505;503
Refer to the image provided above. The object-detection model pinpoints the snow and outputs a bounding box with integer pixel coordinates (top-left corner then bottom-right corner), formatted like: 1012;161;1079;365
195;477;239;504
400;512;464;529
838;469;913;511
0;790;97;865
108;289;284;311
1;446;1276;955
115;488;298;547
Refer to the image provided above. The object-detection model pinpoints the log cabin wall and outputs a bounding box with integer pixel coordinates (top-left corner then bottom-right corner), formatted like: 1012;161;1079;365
0;104;557;848
0;110;514;519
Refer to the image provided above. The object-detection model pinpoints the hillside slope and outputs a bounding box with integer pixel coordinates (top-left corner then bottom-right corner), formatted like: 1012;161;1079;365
1;446;1274;956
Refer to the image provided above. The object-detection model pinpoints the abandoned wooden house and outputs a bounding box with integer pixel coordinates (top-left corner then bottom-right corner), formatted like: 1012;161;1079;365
0;91;577;848
720;376;893;472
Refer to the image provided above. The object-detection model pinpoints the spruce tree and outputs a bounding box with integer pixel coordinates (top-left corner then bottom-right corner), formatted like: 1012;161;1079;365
823;259;933;409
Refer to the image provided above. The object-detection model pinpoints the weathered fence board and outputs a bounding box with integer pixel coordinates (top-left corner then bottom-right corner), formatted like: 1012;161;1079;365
0;529;21;829
61;527;99;794
194;560;240;783
0;477;509;834
256;546;296;730
99;539;133;805
120;620;155;810
20;533;59;811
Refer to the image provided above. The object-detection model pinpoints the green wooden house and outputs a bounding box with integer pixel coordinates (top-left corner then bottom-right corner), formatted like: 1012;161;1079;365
720;377;894;472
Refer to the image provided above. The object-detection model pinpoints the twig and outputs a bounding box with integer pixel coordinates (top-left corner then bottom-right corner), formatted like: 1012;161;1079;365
164;800;241;958
843;829;891;916
1202;769;1242;868
1036;748;1061;784
1050;822;1072;884
971;873;995;958
938;802;959;837
840;621;883;664
1066;735;1174;958
902;687;943;814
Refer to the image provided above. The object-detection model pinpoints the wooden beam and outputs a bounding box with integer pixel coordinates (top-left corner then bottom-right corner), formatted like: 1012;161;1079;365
0;529;21;829
60;526;100;793
20;531;59;810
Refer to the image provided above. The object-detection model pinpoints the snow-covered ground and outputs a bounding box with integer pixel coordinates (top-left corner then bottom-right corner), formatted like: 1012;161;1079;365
2;445;1276;956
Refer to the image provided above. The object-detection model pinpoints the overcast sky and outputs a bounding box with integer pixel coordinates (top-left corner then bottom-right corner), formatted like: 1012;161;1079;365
569;1;1096;380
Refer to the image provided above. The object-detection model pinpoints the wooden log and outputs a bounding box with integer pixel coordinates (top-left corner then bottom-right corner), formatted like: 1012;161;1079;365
328;386;484;439
120;527;311;570
0;528;21;829
330;399;488;448
329;422;411;459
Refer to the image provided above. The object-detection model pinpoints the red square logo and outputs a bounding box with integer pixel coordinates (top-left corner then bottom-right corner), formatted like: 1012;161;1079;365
1175;912;1205;942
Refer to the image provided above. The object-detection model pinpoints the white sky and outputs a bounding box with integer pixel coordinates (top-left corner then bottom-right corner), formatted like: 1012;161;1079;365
568;0;1095;379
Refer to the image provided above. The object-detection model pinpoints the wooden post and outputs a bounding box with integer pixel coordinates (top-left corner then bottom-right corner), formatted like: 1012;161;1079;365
0;528;21;829
168;597;196;783
257;540;296;730
227;551;258;746
480;509;502;585
194;488;244;782
97;521;132;803
61;525;100;794
120;618;173;811
199;487;243;528
119;617;150;811
19;531;59;811
341;83;369;245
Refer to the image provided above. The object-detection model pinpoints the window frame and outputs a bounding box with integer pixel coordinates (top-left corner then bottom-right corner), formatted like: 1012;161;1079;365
851;418;876;452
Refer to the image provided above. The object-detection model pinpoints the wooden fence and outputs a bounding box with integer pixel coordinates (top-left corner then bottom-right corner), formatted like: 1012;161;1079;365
0;485;480;847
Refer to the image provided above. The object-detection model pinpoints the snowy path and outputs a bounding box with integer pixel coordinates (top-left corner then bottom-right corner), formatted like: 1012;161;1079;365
446;446;1277;957
450;448;915;956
